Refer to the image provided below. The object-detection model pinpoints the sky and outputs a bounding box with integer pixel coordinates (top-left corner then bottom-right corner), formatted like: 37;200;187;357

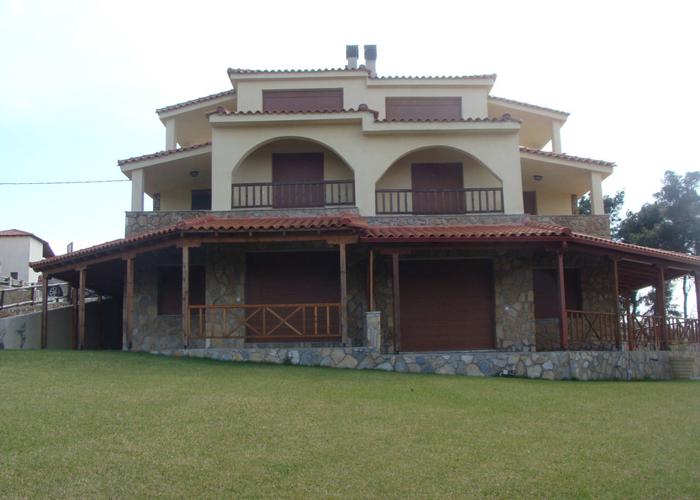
1;0;699;254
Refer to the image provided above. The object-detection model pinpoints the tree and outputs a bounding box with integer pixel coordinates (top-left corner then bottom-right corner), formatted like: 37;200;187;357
616;171;700;317
578;190;626;238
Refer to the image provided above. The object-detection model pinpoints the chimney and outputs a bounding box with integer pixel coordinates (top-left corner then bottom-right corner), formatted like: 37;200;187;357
346;45;359;69
364;44;377;77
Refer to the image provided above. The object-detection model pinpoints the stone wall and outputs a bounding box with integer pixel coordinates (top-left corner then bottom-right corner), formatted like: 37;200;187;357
153;347;700;381
126;211;610;238
130;242;367;351
125;208;360;237
370;249;535;352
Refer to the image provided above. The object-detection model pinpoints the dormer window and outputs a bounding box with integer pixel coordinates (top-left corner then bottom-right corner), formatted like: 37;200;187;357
385;97;462;121
263;89;343;113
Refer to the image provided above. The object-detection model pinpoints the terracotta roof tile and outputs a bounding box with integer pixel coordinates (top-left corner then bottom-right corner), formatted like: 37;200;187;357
227;67;495;81
371;74;496;81
360;222;570;241
208;107;378;117
375;114;520;124
520;147;615;167
228;67;370;75
156;89;236;114
31;215;363;270
118;142;212;166
489;95;569;116
570;232;700;266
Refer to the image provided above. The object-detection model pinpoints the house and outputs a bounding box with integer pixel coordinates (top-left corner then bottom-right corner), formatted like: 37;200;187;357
30;46;700;379
0;229;54;285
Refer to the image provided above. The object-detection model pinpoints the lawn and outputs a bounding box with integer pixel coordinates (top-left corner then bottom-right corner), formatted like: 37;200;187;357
1;352;699;498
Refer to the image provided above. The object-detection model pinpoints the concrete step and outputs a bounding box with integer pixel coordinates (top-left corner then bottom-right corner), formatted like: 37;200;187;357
670;357;695;379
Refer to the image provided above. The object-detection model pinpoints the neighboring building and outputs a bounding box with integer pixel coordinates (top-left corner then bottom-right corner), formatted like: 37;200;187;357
31;46;700;377
0;229;54;284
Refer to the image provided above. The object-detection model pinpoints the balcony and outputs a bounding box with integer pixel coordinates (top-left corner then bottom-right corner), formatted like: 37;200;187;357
375;187;504;215
231;180;355;209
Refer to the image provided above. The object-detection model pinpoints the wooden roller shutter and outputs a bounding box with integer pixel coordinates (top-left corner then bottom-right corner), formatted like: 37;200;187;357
399;259;494;351
411;163;465;214
385;97;462;121
263;89;343;112
244;252;340;340
272;153;324;208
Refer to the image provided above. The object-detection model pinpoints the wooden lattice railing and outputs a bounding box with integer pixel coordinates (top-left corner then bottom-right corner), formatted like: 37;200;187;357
187;303;341;343
567;310;700;351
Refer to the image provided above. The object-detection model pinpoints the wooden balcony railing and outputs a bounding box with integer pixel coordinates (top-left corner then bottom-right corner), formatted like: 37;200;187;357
566;310;700;351
375;187;504;215
187;303;341;343
231;180;355;209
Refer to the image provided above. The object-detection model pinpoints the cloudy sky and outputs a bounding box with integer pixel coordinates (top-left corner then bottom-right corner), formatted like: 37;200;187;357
1;0;699;254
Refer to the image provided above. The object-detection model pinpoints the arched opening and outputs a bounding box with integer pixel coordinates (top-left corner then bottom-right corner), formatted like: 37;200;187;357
375;146;503;215
231;138;355;209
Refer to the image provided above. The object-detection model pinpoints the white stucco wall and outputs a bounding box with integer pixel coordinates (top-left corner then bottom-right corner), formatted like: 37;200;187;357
211;121;524;215
0;236;43;283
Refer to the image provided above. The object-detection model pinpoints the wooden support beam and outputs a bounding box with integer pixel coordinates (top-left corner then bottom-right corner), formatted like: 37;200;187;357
557;250;569;350
125;256;134;350
40;274;49;349
368;249;375;311
339;242;349;345
611;257;621;349
96;294;103;350
655;265;667;349
695;271;700;321
71;288;78;349
182;245;190;348
391;252;401;353
78;267;86;350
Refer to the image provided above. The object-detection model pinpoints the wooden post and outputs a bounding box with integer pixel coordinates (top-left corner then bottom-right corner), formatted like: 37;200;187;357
71;288;78;349
96;295;103;350
695;271;700;321
656;265;666;349
78;267;86;350
40;274;49;349
556;250;569;350
125;256;134;350
368;249;375;311
392;252;401;353
182;245;190;348
611;257;621;350
339;242;349;345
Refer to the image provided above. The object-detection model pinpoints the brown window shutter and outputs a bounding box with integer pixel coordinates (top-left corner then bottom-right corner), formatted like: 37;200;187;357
385;97;462;121
263;89;343;112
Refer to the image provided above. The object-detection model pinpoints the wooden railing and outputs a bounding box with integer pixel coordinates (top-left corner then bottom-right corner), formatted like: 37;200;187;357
568;310;620;349
567;310;700;351
231;180;355;209
187;303;341;343
375;187;504;214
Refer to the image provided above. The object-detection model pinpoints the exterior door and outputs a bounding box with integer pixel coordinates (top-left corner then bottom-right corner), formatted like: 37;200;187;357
399;259;494;351
272;153;324;208
523;191;538;215
411;163;465;214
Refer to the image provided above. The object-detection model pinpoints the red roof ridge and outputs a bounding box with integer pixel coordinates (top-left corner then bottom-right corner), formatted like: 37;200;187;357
156;89;236;114
228;67;371;75
375;114;520;124
489;95;570;116
519;146;615;168
207;106;379;118
371;73;496;81
118;141;212;166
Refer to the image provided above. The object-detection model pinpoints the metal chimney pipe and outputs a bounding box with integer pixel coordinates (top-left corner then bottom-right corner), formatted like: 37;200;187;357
364;44;377;77
346;45;359;70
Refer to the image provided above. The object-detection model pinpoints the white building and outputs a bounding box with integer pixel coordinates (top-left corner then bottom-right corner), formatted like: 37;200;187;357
0;229;54;284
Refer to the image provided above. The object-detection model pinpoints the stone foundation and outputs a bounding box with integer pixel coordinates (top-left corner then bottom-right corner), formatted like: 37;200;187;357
152;347;700;381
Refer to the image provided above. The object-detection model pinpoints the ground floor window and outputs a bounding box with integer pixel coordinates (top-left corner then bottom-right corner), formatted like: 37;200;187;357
533;268;582;318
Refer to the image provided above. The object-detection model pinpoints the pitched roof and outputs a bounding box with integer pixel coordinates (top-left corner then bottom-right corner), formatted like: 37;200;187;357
519;147;615;168
489;95;569;116
208;107;377;117
156;89;236;114
375;114;520;124
30;217;700;272
360;222;570;241
0;229;54;257
118;142;212;166
228;67;495;81
31;215;363;270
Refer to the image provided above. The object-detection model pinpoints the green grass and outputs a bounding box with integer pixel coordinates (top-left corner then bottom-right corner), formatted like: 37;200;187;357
1;352;699;498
